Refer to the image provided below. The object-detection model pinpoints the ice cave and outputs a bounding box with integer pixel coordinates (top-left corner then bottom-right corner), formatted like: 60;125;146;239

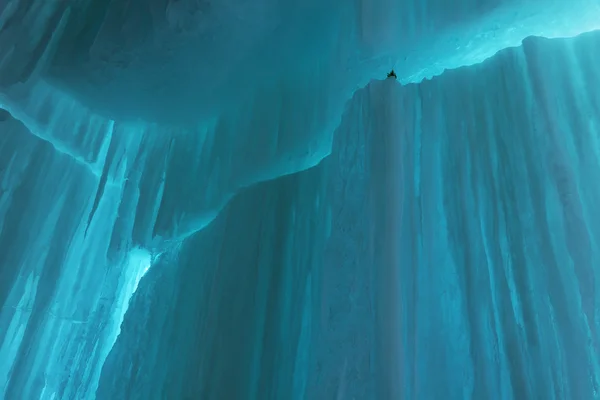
1;0;600;399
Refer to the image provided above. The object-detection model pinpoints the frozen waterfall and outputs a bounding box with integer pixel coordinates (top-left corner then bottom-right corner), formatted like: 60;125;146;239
1;0;600;399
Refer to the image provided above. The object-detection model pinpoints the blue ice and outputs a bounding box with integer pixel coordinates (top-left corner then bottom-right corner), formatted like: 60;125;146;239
1;0;600;399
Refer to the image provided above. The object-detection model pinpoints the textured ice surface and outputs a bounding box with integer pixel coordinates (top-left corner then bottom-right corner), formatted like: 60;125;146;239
309;31;600;399
3;0;600;124
97;167;327;400
0;113;151;399
1;1;600;400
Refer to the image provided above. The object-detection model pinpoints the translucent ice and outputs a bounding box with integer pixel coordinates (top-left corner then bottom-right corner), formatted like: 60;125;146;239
312;31;600;399
1;1;600;400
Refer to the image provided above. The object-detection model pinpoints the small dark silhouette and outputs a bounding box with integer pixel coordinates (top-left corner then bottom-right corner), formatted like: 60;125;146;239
387;69;397;79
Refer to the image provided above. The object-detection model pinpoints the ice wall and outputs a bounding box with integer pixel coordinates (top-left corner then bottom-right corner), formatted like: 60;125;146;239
0;78;334;242
311;30;600;399
97;166;327;400
0;99;153;399
61;30;600;400
0;78;331;397
1;1;600;400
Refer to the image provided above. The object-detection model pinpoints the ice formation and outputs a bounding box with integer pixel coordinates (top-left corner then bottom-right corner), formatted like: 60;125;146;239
1;0;600;399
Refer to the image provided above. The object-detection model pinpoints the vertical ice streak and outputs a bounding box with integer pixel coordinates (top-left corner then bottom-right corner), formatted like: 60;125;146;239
0;88;160;399
367;78;406;399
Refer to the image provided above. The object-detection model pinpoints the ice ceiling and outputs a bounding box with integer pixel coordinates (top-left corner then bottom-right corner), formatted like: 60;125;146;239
1;0;600;399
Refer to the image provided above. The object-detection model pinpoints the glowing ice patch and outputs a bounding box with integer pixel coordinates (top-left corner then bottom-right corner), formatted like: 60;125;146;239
106;248;153;354
128;248;152;295
86;248;155;399
389;1;600;85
